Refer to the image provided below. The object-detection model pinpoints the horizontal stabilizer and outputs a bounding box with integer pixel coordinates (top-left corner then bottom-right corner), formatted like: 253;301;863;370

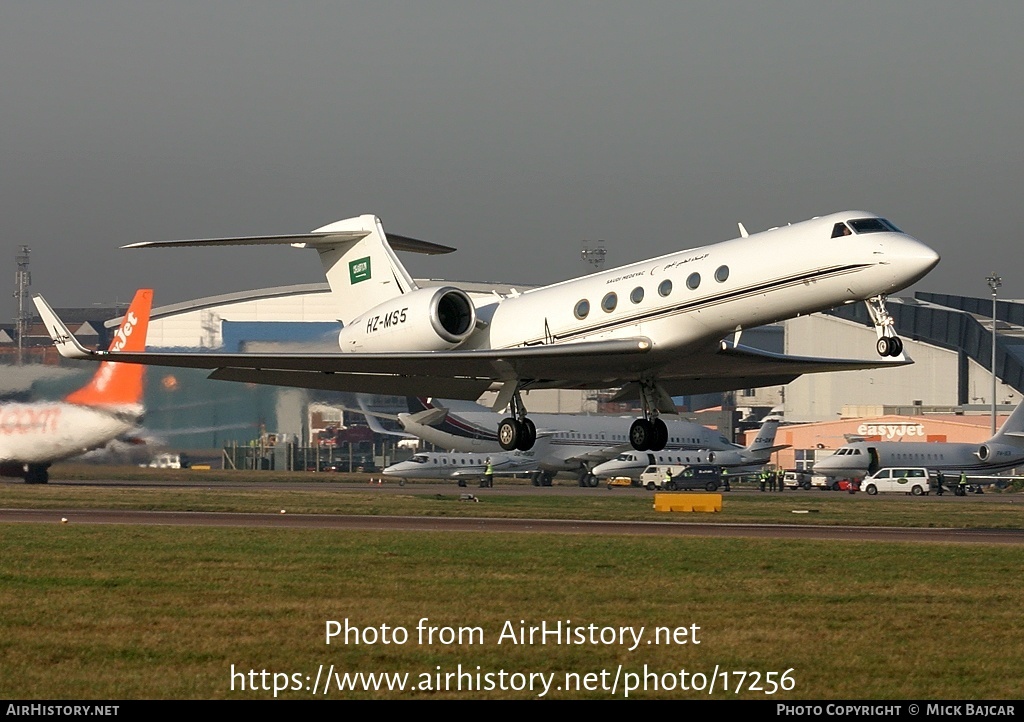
124;231;455;255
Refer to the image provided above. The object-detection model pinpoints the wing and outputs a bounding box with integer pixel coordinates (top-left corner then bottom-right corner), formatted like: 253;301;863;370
34;293;909;400
611;339;913;400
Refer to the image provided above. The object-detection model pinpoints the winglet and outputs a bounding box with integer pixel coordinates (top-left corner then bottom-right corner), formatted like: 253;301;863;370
31;294;96;360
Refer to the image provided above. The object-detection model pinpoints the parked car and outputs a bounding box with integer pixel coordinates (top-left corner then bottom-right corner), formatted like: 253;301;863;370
783;470;813;490
861;467;933;496
641;464;723;491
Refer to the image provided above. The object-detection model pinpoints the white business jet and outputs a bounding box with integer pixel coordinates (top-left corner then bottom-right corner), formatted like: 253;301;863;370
33;211;938;454
812;402;1024;480
382;448;542;485
2;289;152;483
591;416;787;480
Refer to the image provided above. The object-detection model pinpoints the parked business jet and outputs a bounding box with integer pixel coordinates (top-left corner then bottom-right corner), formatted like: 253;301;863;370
352;396;742;486
2;289;152;483
812;403;1024;480
383;447;542;484
591;416;786;480
34;211;938;453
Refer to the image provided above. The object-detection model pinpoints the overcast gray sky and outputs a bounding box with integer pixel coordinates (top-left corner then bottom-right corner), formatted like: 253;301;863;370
3;1;1023;311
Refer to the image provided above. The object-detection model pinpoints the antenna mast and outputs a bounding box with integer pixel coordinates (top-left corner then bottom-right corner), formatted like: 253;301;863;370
13;246;31;366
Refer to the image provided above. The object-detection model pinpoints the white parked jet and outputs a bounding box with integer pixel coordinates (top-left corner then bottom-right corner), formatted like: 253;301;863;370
34;211;938;453
812;402;1024;480
353;395;743;486
591;416;786;480
383;447;542;484
3;289;152;483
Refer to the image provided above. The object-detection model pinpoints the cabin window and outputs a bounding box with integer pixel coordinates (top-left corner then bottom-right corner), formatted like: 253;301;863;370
715;265;729;283
686;272;701;290
630;286;644;304
574;299;590;319
658;279;673;297
601;292;618;312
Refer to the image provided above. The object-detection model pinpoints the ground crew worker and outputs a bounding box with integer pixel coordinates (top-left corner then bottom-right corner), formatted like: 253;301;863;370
663;467;673;489
957;471;968;496
935;471;945;496
483;458;494;488
759;469;767;492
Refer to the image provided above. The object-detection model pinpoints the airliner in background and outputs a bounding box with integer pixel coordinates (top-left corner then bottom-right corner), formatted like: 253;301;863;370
590;416;786;480
35;210;938;454
2;289;152;484
353;396;743;486
812;402;1024;480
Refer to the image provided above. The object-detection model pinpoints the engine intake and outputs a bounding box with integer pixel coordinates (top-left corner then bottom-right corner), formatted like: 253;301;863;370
338;286;477;352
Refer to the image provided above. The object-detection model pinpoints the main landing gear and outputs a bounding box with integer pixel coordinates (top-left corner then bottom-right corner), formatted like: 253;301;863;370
866;295;904;357
24;464;49;484
498;388;537;451
628;381;669;452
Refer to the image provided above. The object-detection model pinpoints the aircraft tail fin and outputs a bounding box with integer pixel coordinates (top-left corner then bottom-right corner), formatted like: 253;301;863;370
992;402;1024;440
405;396;433;414
65;289;153;408
123;215;455;324
745;416;782;453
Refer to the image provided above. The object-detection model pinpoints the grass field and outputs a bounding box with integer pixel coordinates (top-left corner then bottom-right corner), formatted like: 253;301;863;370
1;469;1023;700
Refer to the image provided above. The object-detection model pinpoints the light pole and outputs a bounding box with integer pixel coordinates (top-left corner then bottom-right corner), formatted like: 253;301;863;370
986;273;1002;435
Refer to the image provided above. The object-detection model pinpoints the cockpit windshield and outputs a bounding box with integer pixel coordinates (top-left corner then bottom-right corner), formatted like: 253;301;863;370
409;455;429;464
848;218;903;234
833;218;903;238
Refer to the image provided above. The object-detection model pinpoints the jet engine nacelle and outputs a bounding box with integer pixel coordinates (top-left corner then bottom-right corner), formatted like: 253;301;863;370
338;286;477;353
975;443;1020;464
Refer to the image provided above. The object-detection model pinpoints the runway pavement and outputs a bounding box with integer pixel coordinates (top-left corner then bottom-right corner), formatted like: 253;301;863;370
3;506;1024;544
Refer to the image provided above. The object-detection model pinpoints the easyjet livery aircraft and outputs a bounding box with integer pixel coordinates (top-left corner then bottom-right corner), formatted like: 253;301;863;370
1;288;152;483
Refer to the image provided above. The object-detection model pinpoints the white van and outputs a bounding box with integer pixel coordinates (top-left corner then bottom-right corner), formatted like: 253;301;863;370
862;467;932;496
146;453;189;469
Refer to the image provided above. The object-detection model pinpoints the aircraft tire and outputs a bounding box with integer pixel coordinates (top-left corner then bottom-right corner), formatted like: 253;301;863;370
889;337;904;356
651;418;669;451
876;337;891;357
586;474;599;488
516;418;537;451
541;472;554;487
24;466;49;484
629;419;654;451
498;418;520;451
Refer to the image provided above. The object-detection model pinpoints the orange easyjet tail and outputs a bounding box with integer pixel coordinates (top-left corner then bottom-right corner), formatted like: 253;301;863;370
65;289;153;407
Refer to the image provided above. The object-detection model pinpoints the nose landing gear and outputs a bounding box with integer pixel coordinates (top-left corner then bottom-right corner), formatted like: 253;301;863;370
866;295;904;357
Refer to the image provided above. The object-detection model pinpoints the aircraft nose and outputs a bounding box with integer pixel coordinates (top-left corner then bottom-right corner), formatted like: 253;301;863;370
888;235;940;287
